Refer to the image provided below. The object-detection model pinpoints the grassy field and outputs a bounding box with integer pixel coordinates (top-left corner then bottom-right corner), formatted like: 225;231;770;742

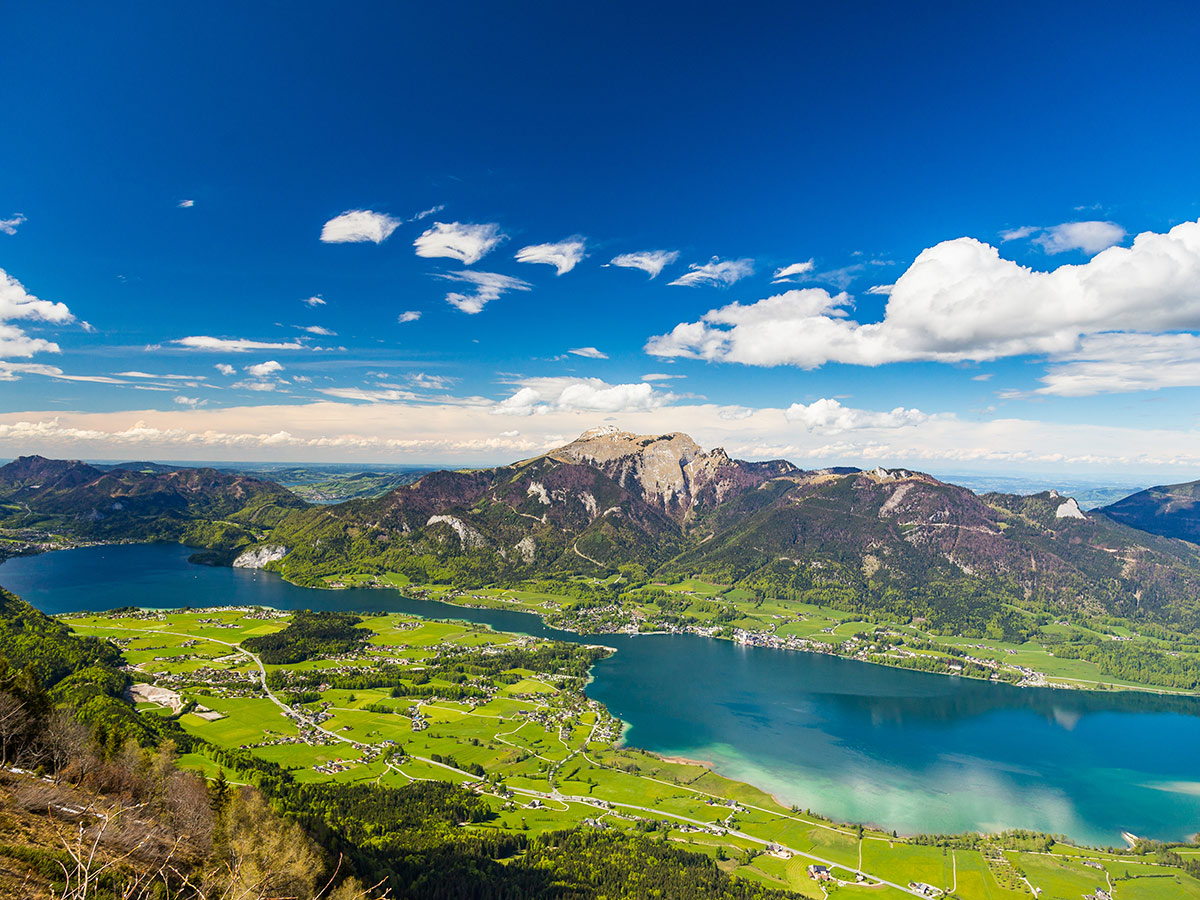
62;606;1200;900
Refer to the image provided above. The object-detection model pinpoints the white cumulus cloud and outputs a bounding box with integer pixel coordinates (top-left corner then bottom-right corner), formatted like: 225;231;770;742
647;219;1200;369
435;271;531;314
320;209;400;244
785;398;932;433
414;222;505;264
668;257;754;288
245;360;283;378
0;267;75;358
215;363;236;375
492;377;669;417
397;310;421;323
515;238;586;275
609;250;679;278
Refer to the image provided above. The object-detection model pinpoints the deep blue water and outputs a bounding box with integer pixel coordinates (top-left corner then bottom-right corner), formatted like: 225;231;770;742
3;542;1200;845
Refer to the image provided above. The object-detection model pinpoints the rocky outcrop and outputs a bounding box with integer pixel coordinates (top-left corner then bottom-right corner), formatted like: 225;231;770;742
426;515;487;549
233;544;288;568
1055;498;1086;520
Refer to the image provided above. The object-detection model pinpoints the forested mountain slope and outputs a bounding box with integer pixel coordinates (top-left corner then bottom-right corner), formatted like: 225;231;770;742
0;454;305;555
257;429;1200;636
1098;478;1200;545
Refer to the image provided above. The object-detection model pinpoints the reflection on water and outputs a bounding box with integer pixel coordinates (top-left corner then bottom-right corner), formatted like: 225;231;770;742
3;542;1200;845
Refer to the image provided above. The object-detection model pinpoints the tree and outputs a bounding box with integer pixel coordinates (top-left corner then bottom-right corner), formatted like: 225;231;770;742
208;786;324;899
43;707;90;782
209;767;231;814
0;690;30;766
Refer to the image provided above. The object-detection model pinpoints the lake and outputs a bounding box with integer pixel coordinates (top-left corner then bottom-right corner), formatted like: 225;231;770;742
3;542;1199;846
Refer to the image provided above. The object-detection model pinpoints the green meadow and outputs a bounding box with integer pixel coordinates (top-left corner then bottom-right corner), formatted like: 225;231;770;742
62;606;1200;900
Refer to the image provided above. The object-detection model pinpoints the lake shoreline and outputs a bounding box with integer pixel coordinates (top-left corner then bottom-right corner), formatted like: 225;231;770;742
3;537;1194;697
7;541;1200;845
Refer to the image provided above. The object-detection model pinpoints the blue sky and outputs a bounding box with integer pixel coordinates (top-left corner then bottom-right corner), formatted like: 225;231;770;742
3;2;1200;475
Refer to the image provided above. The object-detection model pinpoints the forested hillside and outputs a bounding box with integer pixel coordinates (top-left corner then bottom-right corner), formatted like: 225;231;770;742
1099;477;1200;544
249;429;1200;639
0;455;306;562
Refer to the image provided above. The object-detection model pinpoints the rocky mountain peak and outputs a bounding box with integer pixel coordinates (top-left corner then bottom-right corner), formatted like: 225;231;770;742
547;428;725;516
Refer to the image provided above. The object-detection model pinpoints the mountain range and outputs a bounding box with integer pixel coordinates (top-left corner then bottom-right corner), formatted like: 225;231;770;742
257;427;1200;637
0;454;303;549
4;429;1200;638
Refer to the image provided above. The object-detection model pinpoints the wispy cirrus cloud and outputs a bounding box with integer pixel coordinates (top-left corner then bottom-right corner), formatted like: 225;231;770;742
320;209;400;244
318;386;420;402
609;250;679;278
515;237;586;275
0;214;27;235
116;371;204;381
568;347;608;359
0;362;110;383
668;256;754;288
772;260;814;283
409;204;444;222
172;336;307;352
1000;225;1039;242
177;200;194;209
1002;220;1126;255
232;381;279;392
434;270;531;314
1033;221;1126;254
302;295;326;307
1033;333;1200;397
414;222;505;264
301;325;337;336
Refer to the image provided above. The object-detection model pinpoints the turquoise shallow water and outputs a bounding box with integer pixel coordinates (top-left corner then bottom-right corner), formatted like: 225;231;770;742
3;542;1199;845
